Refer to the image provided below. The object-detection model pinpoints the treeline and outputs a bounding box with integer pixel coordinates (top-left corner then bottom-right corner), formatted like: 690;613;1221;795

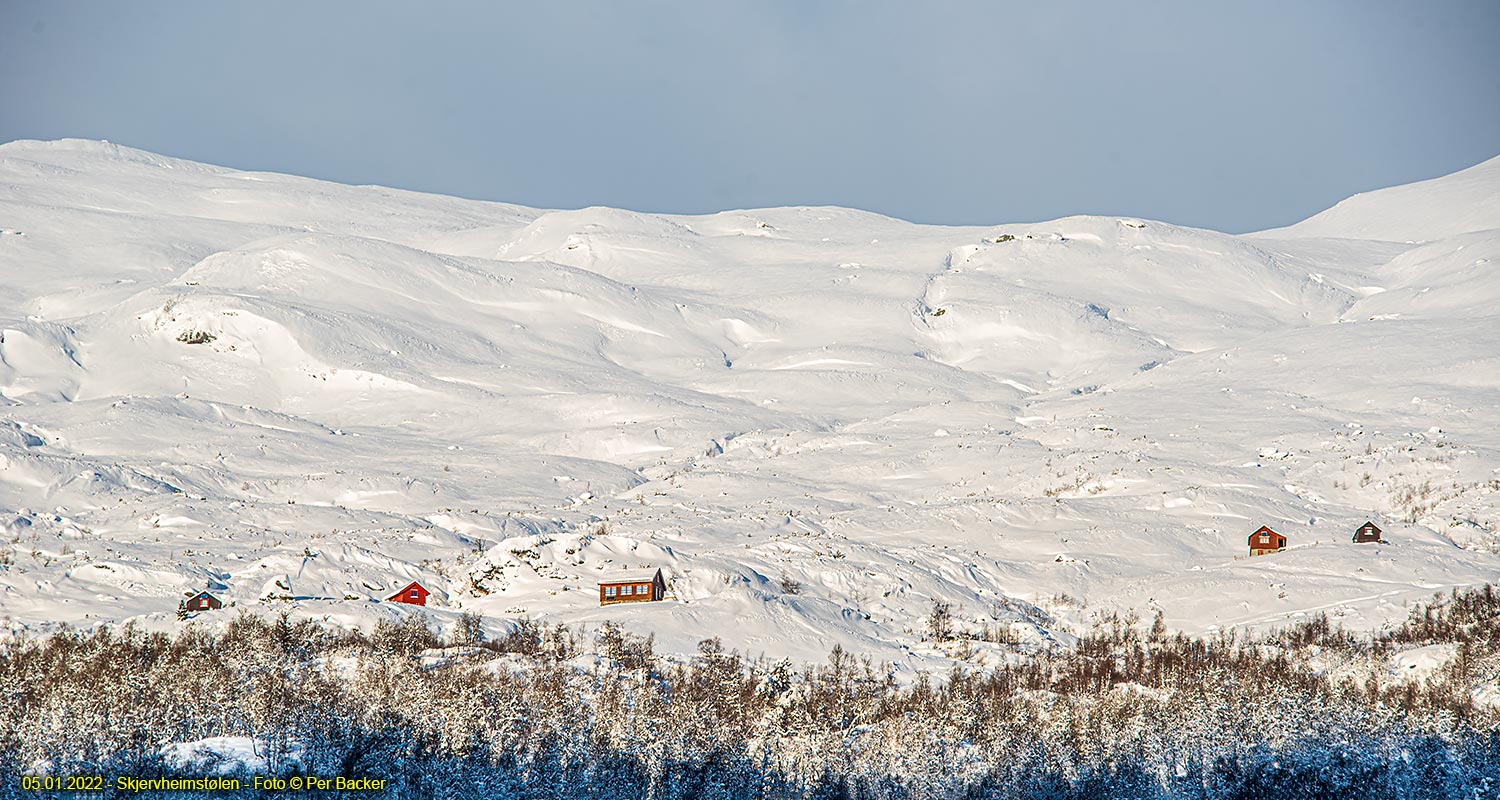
0;587;1497;799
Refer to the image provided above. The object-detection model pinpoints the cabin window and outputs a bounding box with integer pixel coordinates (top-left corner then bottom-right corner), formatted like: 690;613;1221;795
625;585;635;595
200;599;210;608
605;587;616;597
1259;534;1268;543
410;590;420;599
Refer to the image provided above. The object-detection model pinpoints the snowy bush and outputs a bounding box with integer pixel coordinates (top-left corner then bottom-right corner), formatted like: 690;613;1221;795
1;587;1496;798
175;329;216;345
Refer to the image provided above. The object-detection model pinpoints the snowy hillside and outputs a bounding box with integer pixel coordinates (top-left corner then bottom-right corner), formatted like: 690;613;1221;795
1260;154;1500;242
1;138;1498;667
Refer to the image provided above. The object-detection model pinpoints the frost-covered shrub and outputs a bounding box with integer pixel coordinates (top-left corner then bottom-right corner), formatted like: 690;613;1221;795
176;329;215;345
1;587;1496;798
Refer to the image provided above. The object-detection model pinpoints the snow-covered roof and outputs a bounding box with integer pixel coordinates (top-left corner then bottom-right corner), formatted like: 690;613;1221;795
392;580;427;593
596;568;661;585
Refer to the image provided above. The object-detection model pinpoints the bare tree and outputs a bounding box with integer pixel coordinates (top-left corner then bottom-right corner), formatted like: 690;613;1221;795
926;599;954;642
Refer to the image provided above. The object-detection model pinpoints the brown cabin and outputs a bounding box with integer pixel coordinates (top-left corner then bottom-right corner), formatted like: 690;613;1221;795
598;568;665;606
1352;521;1383;544
187;591;223;612
1248;525;1287;557
389;581;430;606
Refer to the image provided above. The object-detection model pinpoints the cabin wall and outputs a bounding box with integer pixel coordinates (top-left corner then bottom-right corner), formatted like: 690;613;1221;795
1249;537;1287;557
599;579;663;605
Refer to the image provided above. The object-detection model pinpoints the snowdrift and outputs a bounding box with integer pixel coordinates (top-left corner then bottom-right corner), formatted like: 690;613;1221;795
0;138;1497;666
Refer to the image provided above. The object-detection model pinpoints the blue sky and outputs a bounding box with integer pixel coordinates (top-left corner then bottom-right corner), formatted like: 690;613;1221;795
2;1;1497;232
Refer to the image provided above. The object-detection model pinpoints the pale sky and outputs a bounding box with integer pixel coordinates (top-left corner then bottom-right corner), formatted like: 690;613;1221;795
2;1;1498;232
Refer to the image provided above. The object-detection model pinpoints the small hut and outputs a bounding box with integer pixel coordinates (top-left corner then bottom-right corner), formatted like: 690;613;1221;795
598;568;665;606
389;581;430;606
1352;521;1383;544
1248;525;1287;557
186;590;223;612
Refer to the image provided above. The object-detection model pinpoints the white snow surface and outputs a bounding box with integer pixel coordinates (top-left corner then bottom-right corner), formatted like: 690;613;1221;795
2;138;1499;668
1387;643;1457;685
160;736;302;775
1260;155;1500;242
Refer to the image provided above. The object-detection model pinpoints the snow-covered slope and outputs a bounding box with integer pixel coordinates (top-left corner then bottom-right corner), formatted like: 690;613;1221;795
1;138;1498;667
1259;155;1500;242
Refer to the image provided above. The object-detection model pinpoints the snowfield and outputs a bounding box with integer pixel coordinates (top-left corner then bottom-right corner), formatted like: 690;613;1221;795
1;139;1497;667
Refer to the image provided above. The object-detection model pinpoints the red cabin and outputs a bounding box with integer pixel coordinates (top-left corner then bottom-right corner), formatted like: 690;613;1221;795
389;581;430;606
187;590;223;612
1248;525;1287;557
1352;521;1383;544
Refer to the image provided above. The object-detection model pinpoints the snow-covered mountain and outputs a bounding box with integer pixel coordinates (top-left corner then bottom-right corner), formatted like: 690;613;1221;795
2;139;1497;667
